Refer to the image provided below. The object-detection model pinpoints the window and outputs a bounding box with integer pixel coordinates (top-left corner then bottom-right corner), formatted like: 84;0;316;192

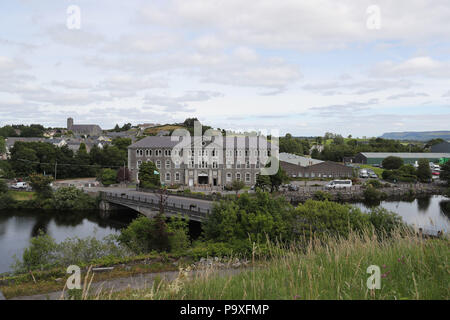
212;162;218;168
175;172;180;182
156;149;162;156
226;160;232;169
175;161;180;169
226;173;232;182
236;173;241;181
246;160;250;168
236;161;241;169
156;160;161;169
245;150;248;156
165;160;171;169
145;149;150;156
164;149;171;156
136;149;143;157
137;160;142;168
245;173;251;182
165;172;171;181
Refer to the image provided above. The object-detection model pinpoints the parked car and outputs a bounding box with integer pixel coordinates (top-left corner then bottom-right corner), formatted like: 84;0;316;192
359;169;369;178
288;184;299;191
325;180;352;189
11;182;29;190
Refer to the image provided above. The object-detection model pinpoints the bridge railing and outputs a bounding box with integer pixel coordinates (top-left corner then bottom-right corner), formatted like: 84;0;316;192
100;192;211;218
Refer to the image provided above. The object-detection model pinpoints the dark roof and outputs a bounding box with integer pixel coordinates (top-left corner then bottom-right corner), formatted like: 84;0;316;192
431;141;450;153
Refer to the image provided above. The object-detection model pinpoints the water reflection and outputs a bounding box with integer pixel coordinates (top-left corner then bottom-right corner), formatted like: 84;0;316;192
417;197;431;213
352;195;449;234
0;209;137;274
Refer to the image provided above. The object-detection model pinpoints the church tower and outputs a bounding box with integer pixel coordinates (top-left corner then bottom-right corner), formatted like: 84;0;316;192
67;117;73;130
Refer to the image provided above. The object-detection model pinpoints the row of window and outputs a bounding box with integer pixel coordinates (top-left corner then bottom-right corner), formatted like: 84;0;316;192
136;149;271;157
290;172;352;178
161;172;256;183
137;160;263;169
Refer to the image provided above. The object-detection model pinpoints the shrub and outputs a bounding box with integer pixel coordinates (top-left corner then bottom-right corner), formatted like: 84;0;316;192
97;168;117;186
13;232;58;272
417;158;432;182
365;179;382;189
0;192;16;210
118;215;171;254
313;190;332;201
203;191;294;243
51;186;97;210
363;185;386;203
0;179;8;193
382;156;404;170
367;207;405;237
293;200;370;239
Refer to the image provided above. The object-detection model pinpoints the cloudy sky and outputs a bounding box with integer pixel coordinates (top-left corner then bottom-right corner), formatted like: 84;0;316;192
1;0;449;137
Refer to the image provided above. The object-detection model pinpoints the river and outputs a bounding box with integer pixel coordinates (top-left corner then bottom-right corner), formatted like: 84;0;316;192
0;195;449;274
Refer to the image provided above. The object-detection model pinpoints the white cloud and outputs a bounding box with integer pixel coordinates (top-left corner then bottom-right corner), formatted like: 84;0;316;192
371;57;450;78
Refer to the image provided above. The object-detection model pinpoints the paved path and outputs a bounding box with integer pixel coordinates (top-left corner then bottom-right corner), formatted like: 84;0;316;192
9;268;243;300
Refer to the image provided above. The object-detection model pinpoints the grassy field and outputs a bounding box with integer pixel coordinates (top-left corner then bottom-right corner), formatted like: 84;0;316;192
8;190;35;201
95;231;449;300
144;125;185;136
359;164;385;177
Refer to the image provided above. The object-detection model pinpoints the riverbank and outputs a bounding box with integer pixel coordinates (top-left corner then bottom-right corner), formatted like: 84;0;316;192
285;182;446;203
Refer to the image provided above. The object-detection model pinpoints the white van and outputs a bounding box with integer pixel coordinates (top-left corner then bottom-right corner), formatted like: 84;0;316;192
325;180;352;189
11;182;28;190
359;169;369;178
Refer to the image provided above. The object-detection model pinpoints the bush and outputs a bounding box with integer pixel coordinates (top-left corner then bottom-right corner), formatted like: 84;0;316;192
367;207;405;237
203;191;294;243
0;192;16;210
13;232;130;273
0;179;8;193
363;185;386;203
382;156;404;170
293;200;370;239
313;190;332;201
51;186;97;210
97;168;117;186
118;215;174;254
365;179;382;189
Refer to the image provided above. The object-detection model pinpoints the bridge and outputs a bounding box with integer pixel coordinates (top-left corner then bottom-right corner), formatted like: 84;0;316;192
99;191;213;222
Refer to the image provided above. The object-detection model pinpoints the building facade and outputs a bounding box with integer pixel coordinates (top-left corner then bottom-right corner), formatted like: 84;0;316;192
128;135;275;187
280;160;353;179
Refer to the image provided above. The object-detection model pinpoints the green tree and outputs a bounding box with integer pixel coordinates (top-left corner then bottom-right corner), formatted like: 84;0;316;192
203;191;294;242
52;186;96;210
417;158;432;182
0;136;5;154
138;161;160;188
97;168;117;186
0;179;8;193
382;156;404;170
118;216;171;253
267;162;289;192
441;161;450;185
255;174;271;191
29;173;53;199
231;180;245;195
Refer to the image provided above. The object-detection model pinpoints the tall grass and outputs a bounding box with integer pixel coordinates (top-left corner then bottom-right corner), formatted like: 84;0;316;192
85;229;448;300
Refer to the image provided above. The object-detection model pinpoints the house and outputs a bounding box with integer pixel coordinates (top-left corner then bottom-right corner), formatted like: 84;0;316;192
431;141;450;153
279;152;353;179
353;152;450;165
128;135;275;187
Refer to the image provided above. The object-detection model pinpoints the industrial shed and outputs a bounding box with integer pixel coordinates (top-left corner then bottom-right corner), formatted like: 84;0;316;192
353;152;450;165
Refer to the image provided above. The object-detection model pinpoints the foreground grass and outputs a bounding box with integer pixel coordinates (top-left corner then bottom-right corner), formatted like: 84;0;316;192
97;231;448;300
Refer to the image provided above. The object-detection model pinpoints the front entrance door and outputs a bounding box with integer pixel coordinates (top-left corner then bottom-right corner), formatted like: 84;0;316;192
213;178;217;186
198;176;208;185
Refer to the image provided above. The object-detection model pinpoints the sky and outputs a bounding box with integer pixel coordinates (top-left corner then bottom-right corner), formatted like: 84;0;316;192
0;0;449;137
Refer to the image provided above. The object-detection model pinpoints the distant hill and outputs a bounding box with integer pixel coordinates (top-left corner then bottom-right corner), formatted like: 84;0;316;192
380;131;450;141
